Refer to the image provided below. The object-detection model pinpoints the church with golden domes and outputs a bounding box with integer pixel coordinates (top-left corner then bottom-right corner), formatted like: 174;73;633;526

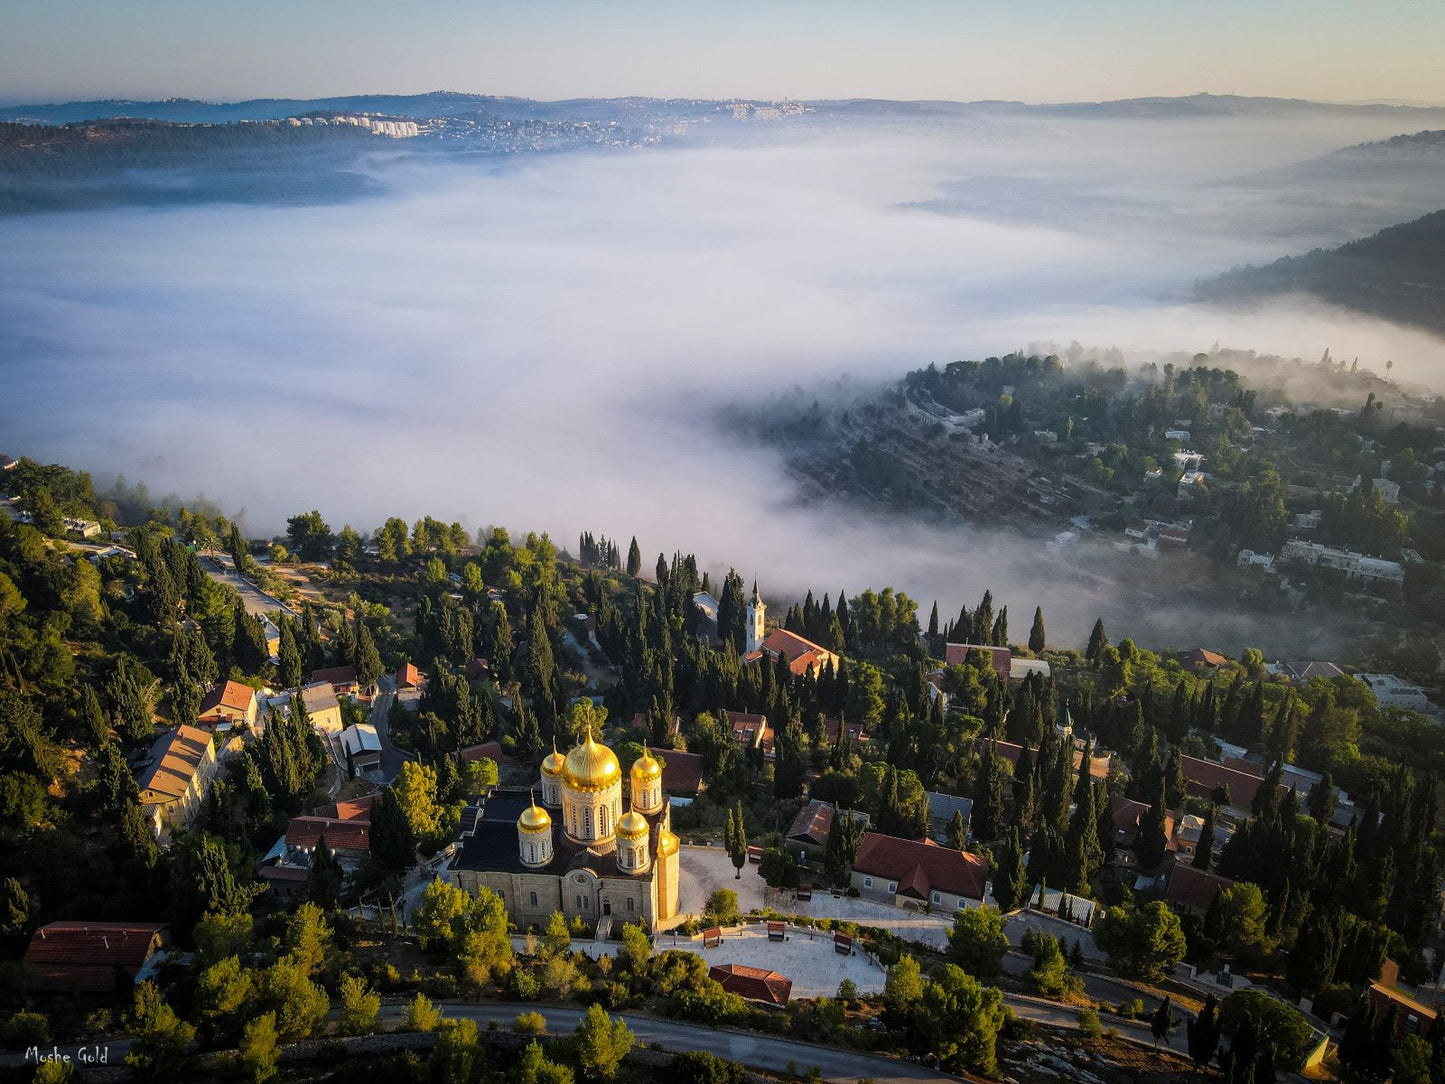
447;728;680;932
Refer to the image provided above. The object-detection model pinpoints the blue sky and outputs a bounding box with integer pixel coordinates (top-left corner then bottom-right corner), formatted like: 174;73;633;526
2;0;1443;104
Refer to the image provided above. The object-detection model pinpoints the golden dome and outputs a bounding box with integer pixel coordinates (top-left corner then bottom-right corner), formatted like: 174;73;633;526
563;728;620;792
657;829;679;856
618;809;649;840
632;744;662;782
541;740;565;779
519;800;551;834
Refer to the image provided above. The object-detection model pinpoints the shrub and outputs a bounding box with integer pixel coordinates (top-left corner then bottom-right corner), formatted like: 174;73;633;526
1077;1007;1102;1040
1117;998;1145;1019
514;1012;548;1035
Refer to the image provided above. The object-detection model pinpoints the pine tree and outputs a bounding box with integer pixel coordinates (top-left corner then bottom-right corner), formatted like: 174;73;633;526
1029;607;1046;654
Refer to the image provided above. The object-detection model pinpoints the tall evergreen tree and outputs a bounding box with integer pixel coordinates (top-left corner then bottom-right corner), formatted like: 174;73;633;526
992;827;1029;913
1028;607;1046;654
1085;618;1108;665
625;537;641;578
1193;803;1217;870
1136;772;1169;868
354;621;383;690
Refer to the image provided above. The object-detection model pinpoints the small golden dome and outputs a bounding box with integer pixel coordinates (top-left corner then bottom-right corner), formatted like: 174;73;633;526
657;829;679;856
541;740;565;779
632;743;662;782
564;727;620;792
618;809;649;840
519;800;551;834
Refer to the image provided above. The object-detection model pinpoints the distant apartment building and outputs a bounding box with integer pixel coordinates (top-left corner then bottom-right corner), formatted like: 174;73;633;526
1279;539;1404;585
1355;673;1431;713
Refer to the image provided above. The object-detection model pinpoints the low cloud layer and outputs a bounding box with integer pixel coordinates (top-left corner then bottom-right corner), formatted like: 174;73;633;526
1;114;1441;652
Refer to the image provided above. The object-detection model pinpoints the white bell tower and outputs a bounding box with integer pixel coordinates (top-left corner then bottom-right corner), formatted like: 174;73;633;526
746;582;766;654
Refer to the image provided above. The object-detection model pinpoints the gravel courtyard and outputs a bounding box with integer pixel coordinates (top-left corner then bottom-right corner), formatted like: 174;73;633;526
668;844;956;950
658;922;888;998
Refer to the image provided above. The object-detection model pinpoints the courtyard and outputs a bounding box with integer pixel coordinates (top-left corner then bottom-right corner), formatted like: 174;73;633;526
668;844;956;950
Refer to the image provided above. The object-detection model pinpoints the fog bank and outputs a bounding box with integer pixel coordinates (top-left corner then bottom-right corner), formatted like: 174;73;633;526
1;117;1440;651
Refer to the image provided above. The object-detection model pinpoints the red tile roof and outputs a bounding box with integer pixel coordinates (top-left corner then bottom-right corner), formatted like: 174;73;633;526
853;832;988;901
461;740;517;766
822;718;866;745
199;680;255;717
1111;796;1150;834
709;963;793;1005
944;643;1011;677
309;665;358;688
317;793;380;821
726;711;768;746
1178;754;1268;809
285;815;370;853
992;739;1108;781
759;629;837;676
659;749;703;796
1180;648;1229;669
1166;861;1234;913
787;800;834;846
25;922;168;993
395;662;425;689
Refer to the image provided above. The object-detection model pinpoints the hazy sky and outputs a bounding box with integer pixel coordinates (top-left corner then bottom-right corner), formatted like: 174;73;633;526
3;0;1444;105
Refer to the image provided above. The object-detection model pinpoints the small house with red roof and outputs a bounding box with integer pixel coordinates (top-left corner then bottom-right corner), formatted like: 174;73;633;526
850;832;988;912
309;665;361;697
944;643;1012;678
25;922;171;993
786;800;835;848
708;963;793;1006
197;680;258;729
1165;860;1234;916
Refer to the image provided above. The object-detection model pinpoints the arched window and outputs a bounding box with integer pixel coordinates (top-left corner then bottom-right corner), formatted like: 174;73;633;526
584;807;592;835
638;846;647;867
626;898;634;912
599;806;608;835
528;843;535;863
529;892;538;906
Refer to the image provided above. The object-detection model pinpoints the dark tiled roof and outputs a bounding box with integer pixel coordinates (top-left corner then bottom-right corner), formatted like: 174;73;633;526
787;800;834;845
309;665;358;687
659;750;703;796
1179;754;1269;809
853;832;987;901
1166;861;1234;912
709;963;792;1005
461;740;517;766
25;922;168;993
944;643;1011;676
286;816;370;852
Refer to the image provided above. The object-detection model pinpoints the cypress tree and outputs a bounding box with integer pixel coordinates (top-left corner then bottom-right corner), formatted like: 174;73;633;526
993;827;1029;912
1085;618;1108;664
625;537;641;578
1193;803;1217;870
1136;772;1169;868
1028;606;1046;654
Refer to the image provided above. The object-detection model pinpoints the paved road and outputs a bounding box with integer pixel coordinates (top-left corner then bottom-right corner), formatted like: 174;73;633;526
369;674;406;781
382;1003;954;1084
0;989;1184;1078
1000;952;1188;1053
201;554;297;618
